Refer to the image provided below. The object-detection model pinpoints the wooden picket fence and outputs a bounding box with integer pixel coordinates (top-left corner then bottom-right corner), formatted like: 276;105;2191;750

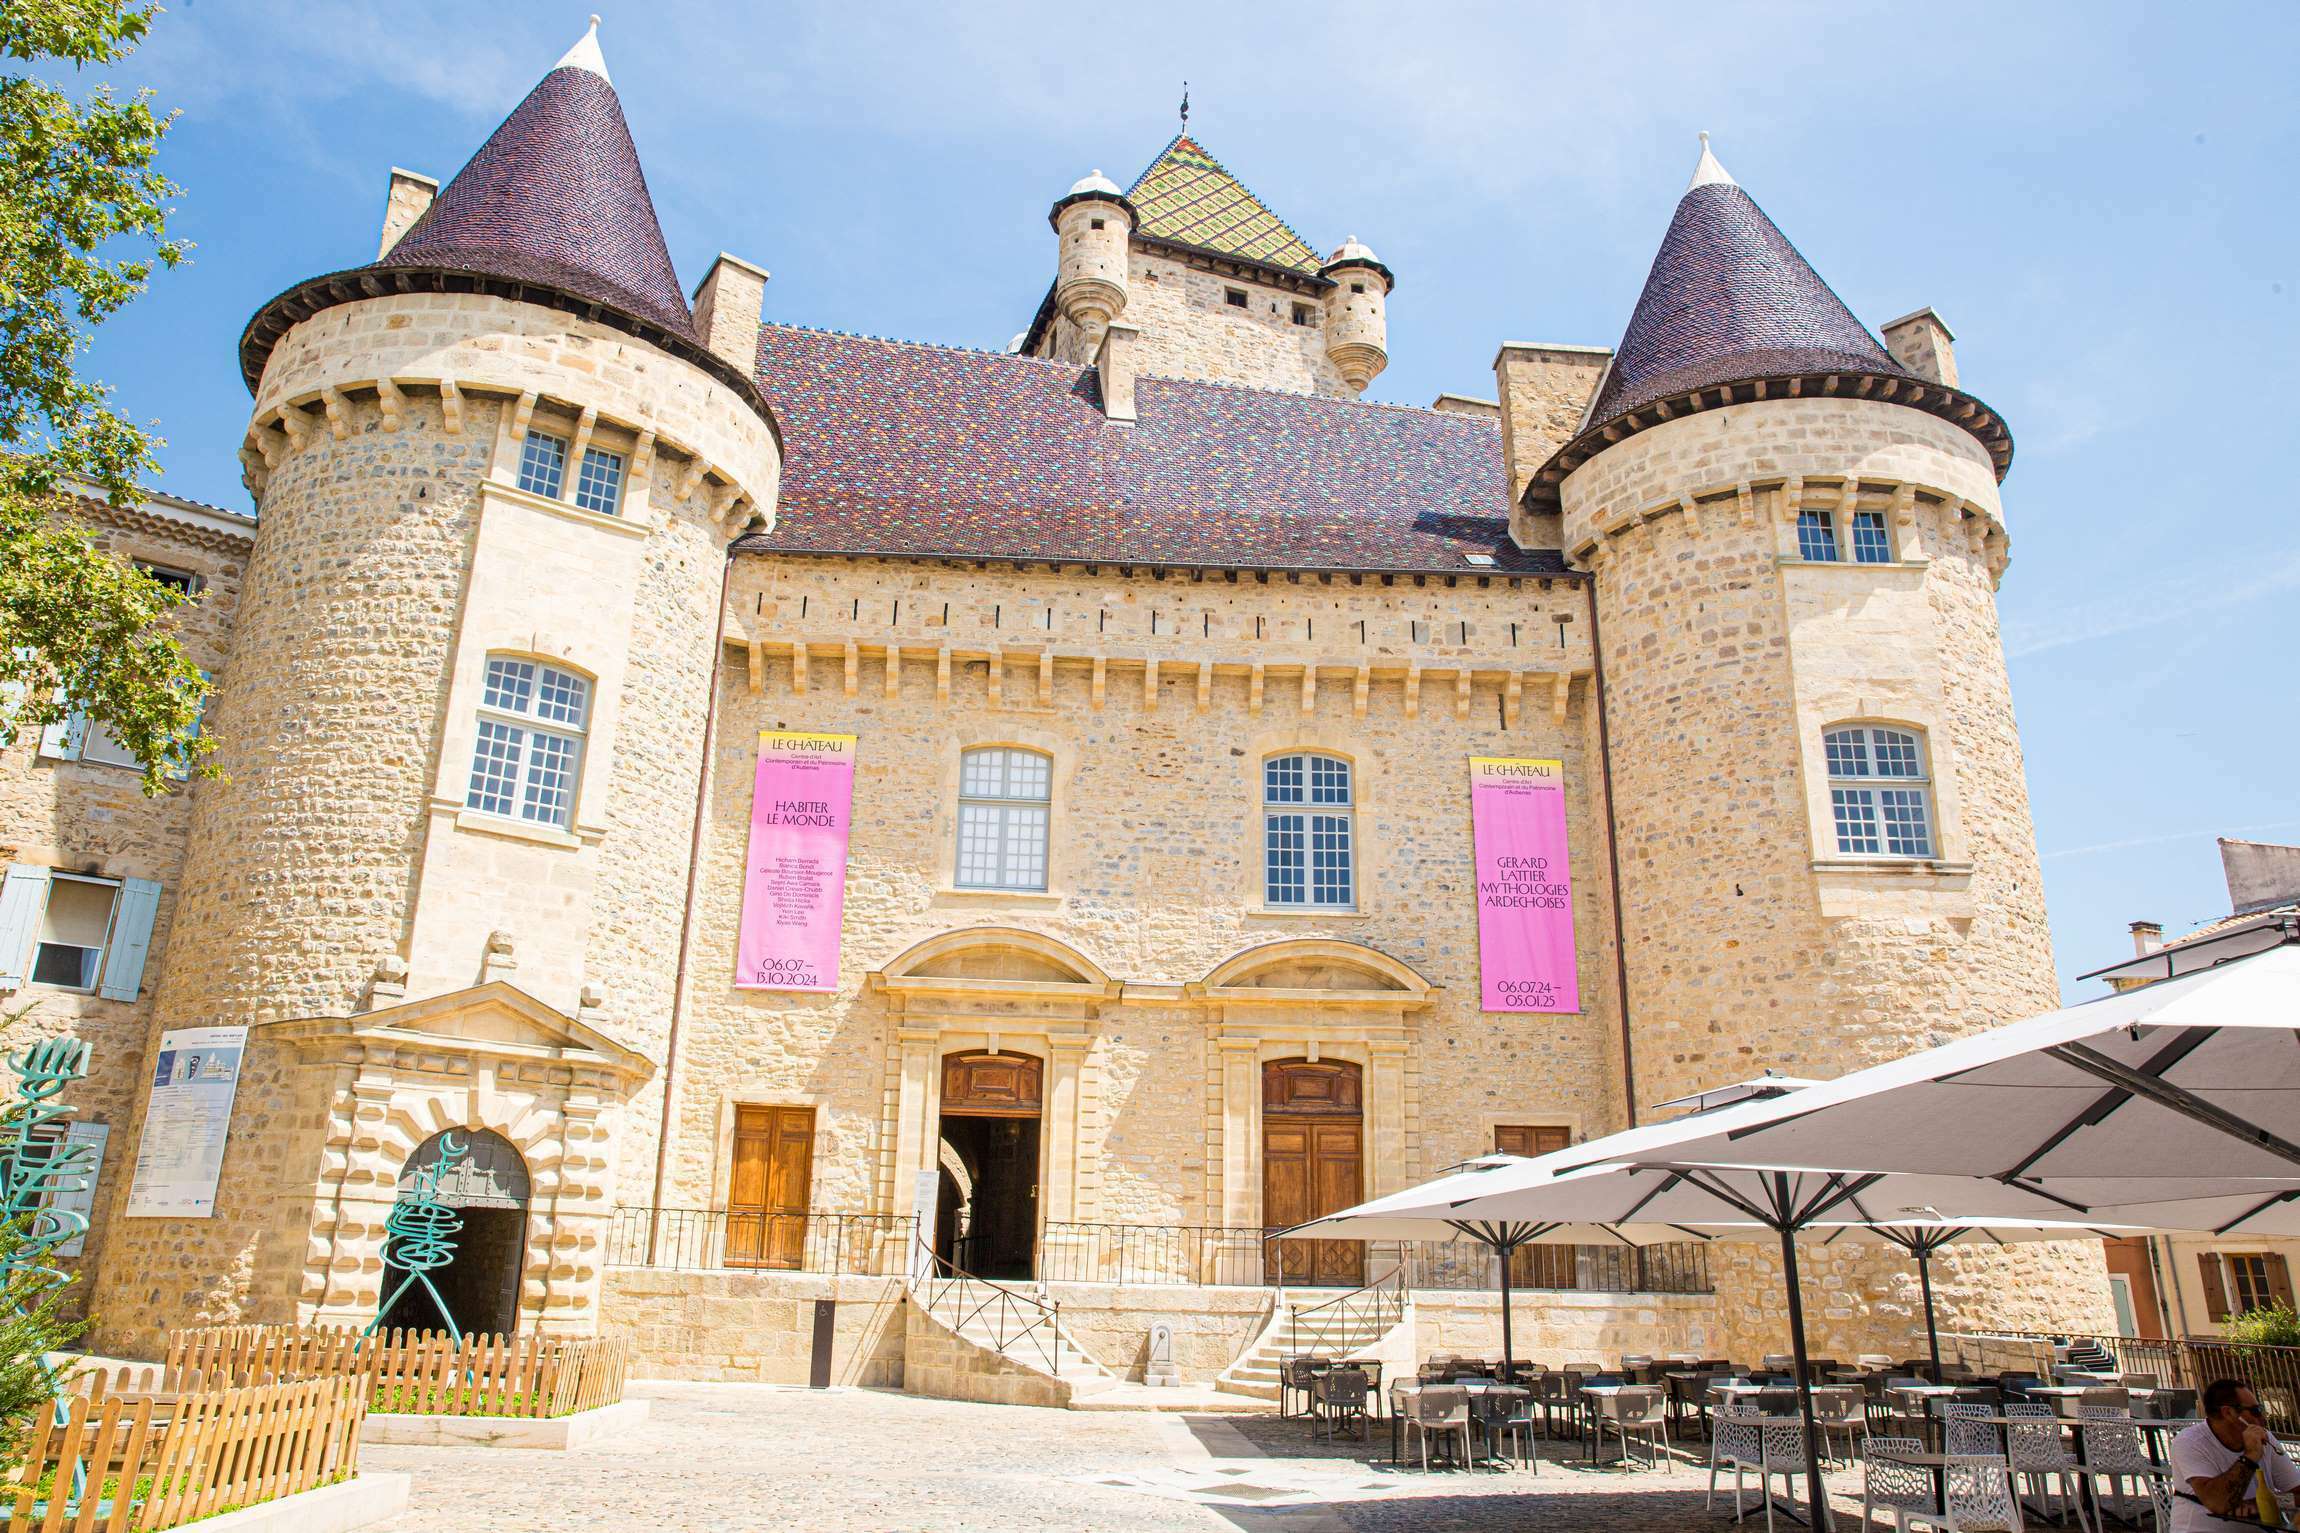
162;1325;629;1419
4;1372;364;1531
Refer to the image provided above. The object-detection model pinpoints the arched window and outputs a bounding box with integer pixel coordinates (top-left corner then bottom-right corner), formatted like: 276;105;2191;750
1823;725;1934;858
955;748;1050;891
1263;752;1354;908
465;654;589;829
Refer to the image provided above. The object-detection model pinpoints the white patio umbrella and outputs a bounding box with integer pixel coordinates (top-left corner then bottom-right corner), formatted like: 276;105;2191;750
1280;1152;1739;1385
1641;938;2300;1199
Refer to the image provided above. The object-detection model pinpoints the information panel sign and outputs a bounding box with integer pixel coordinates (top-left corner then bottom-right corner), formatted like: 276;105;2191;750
123;1025;248;1218
1469;757;1581;1014
736;731;857;991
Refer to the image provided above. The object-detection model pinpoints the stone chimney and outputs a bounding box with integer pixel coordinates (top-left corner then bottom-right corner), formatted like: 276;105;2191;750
2221;837;2300;915
377;168;438;258
2128;919;2163;958
1096;324;1140;423
1882;308;1959;389
1492;342;1611;548
691;252;771;373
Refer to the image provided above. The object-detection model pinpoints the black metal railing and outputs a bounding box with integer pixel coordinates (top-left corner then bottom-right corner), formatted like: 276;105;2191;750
912;1237;1065;1377
605;1207;1715;1295
1944;1328;2300;1435
1287;1263;1409;1358
604;1207;914;1275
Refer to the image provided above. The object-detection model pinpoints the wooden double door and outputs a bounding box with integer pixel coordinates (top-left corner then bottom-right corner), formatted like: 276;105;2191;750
1263;1060;1365;1287
1496;1124;1573;1288
727;1105;814;1269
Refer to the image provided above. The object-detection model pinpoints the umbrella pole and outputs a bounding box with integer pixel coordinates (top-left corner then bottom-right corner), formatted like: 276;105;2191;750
1918;1246;1942;1383
1778;1223;1833;1530
1497;1236;1515;1384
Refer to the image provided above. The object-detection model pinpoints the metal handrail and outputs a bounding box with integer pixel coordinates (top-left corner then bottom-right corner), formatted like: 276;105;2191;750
911;1237;1065;1378
1285;1261;1407;1361
604;1206;914;1274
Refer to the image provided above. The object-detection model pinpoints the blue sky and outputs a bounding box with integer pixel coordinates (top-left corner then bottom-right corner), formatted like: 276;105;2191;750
67;1;2299;999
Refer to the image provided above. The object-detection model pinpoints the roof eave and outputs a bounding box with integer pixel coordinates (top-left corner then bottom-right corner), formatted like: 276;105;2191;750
1519;367;2014;512
730;539;1580;582
239;264;783;449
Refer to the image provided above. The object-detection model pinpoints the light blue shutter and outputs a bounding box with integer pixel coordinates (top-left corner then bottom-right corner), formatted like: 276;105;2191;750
0;866;49;990
51;1121;107;1257
97;877;160;1001
36;708;86;762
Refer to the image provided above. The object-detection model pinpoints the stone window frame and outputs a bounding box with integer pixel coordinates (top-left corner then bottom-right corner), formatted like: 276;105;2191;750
489;398;655;528
1259;749;1357;913
1238;731;1379;922
928;729;1075;906
463;650;596;833
1819;721;1937;861
952;746;1053;893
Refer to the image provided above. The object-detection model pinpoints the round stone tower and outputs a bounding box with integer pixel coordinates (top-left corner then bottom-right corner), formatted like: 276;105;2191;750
1524;137;2107;1353
90;21;780;1346
1319;236;1392;394
1049;169;1135;363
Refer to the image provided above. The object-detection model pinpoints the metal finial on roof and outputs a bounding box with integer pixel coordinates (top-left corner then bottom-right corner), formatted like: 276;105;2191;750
1180;82;1190;129
556;14;610;84
1686;130;1735;193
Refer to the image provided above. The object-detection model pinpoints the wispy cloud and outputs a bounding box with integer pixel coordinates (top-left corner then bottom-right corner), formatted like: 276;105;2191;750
2004;547;2300;659
2042;818;2300;861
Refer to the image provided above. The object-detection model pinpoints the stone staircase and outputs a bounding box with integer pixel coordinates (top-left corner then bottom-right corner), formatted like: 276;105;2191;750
907;1270;1120;1407
1216;1290;1410;1403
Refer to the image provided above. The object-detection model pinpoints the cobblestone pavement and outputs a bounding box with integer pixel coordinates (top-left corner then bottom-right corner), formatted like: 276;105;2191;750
365;1381;1884;1531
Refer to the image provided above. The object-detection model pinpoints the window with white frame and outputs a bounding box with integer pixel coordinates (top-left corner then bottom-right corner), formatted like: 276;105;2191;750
1849;510;1893;564
955;748;1051;891
1823;725;1935;858
1795;510;1841;562
516;431;568;500
465;655;590;830
1263;753;1354;908
573;446;626;516
32;875;119;990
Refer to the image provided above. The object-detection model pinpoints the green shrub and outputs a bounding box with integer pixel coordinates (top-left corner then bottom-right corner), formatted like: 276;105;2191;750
2224;1303;2300;1350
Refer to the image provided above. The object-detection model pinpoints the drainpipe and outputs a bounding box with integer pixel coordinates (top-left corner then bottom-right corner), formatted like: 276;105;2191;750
1583;578;1639;1126
647;545;740;1263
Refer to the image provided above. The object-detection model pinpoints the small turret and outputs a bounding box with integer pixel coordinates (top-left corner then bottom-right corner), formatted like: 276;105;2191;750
1049;170;1135;364
1320;236;1392;395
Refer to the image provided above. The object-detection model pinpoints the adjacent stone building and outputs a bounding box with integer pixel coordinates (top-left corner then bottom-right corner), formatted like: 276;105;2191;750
4;26;2111;1381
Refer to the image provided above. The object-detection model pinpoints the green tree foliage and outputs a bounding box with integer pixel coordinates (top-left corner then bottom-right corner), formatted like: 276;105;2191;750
0;0;210;795
0;1229;85;1469
2225;1302;2300;1350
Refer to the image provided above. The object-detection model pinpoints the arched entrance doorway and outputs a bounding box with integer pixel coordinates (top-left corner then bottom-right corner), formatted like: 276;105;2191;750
936;1051;1041;1280
1263;1058;1364;1286
379;1128;530;1337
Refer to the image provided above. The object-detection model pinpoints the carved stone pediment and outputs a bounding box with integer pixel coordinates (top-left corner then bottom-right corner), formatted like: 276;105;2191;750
1192;939;1440;1011
264;980;655;1085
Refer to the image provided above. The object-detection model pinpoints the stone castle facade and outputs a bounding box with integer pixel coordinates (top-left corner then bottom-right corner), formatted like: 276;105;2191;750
3;28;2110;1382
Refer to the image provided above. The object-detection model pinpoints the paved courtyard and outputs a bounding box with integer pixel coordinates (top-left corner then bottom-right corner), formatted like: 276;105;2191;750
365;1380;1889;1531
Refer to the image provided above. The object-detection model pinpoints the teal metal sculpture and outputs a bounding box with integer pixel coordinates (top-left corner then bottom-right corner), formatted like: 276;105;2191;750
0;1038;98;1508
367;1129;471;1342
0;1038;97;1319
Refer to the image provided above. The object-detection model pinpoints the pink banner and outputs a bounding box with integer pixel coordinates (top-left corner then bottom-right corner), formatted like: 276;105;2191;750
736;731;856;991
1469;757;1580;1013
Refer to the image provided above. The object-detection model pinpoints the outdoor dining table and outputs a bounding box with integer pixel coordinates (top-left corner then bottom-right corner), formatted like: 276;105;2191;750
2022;1383;2157;1414
1386;1380;1530;1469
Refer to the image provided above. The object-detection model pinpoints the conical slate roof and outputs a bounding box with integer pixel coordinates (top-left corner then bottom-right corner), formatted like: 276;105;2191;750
239;21;775;438
375;28;693;340
1522;140;2011;508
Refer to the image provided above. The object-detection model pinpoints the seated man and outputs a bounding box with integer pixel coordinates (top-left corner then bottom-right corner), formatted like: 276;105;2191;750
2173;1378;2300;1528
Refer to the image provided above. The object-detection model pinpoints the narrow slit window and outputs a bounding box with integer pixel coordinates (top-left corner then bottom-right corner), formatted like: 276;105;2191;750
1224;288;1248;309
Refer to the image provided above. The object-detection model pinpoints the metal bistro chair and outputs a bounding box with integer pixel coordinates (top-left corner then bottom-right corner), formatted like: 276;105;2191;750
1418;1354;1461;1385
1609;1386;1671;1470
1809;1384;1865;1464
2142;1387;2195;1422
1904;1454;2025;1533
1313;1367;1370;1445
1470;1386;1538;1472
1534;1369;1583;1441
2002;1401;2093;1533
2075;1406;2159;1527
1710;1400;1765;1519
1942;1401;2002;1458
1668;1370;1718;1441
1279;1356;1328;1420
1864;1434;1938;1533
1403;1384;1472;1471
2077;1386;2129;1416
1716;1404;1816;1533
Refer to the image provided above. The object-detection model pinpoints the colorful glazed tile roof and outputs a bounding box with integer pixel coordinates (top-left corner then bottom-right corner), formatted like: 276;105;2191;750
740;324;1562;576
1124;135;1325;277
